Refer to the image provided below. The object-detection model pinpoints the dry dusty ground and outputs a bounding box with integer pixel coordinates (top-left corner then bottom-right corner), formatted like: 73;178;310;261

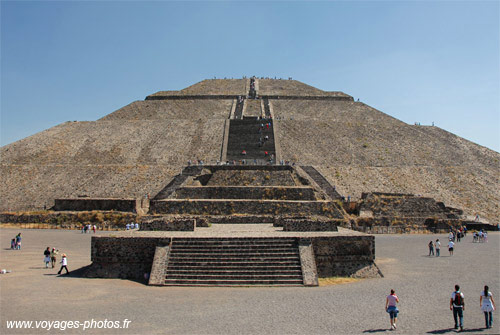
0;228;499;335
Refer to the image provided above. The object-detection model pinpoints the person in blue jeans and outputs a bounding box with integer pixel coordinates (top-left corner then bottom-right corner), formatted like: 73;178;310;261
450;284;465;331
480;285;496;329
385;289;400;330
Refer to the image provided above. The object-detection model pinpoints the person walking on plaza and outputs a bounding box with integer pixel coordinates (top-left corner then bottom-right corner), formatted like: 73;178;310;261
435;239;441;257
450;284;465;331
480;285;496;329
43;247;51;268
50;248;58;268
448;240;455;256
428;241;434;256
15;233;21;250
57;254;69;275
385;289;400;330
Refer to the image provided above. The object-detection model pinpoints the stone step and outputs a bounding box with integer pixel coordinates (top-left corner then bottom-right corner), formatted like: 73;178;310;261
163;279;304;286
170;248;298;254
167;265;302;271
166;270;302;276
167;261;301;266
172;240;297;245
165;274;303;280
171;244;297;249
169;252;299;259
169;256;300;265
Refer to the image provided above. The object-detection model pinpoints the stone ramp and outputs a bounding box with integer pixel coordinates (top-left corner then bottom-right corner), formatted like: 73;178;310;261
300;166;342;200
153;166;203;200
162;237;305;286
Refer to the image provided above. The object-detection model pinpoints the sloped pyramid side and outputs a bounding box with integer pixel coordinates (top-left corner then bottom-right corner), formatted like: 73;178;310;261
272;100;500;220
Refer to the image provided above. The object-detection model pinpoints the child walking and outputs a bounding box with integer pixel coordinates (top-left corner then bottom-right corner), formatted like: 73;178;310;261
57;254;69;275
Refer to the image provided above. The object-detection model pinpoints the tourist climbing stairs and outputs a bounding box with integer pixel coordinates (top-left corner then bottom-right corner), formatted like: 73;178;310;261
164;238;304;286
226;119;275;162
301;166;342;200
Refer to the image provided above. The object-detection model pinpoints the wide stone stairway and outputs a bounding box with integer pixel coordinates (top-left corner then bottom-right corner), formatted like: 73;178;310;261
226;119;275;162
163;237;304;286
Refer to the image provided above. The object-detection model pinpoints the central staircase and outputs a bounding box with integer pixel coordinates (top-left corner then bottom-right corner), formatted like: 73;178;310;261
164;237;304;286
226;119;276;162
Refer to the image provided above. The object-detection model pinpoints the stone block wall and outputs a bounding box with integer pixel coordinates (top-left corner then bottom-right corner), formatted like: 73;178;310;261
54;199;137;212
283;218;340;231
311;236;380;278
86;236;171;279
150;199;345;217
352;217;464;234
173;186;316;200
86;235;380;281
140;218;195;231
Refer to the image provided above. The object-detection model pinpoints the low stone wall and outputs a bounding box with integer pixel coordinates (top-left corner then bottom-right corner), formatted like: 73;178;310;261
86;236;171;280
173;186;316;200
312;236;380;278
54;199;137;212
151;200;345;217
86;234;380;281
140;218;195;231
283;218;339;232
0;211;137;230
352;217;463;234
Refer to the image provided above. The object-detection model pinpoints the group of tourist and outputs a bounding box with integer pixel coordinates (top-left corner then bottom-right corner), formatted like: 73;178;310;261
472;230;488;243
386;285;496;331
126;223;139;230
81;224;96;234
10;233;21;250
42;246;68;274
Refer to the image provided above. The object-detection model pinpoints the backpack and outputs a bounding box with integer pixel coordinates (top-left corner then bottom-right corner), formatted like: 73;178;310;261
454;292;463;306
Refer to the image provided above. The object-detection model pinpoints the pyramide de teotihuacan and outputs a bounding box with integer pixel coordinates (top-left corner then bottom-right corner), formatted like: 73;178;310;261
1;78;499;223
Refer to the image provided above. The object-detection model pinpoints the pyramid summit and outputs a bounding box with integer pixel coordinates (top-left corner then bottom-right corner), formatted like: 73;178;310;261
1;78;499;222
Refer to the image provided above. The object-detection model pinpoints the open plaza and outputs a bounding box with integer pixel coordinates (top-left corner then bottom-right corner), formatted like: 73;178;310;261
1;227;498;334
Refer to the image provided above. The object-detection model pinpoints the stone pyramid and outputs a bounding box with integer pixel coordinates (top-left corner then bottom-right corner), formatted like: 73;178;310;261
1;78;498;221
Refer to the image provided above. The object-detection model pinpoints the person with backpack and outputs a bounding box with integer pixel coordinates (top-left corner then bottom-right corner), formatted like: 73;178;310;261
450;284;465;331
480;285;496;329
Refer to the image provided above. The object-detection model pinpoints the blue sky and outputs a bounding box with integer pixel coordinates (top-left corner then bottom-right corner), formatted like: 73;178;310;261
1;1;499;152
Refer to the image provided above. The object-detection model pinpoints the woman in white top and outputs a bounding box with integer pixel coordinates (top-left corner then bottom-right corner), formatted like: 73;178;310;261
480;285;496;329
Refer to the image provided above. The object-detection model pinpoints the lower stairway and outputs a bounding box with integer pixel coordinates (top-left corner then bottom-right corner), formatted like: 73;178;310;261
163;238;304;286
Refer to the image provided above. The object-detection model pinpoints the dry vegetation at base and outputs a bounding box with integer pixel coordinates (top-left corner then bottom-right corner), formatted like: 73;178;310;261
318;277;360;286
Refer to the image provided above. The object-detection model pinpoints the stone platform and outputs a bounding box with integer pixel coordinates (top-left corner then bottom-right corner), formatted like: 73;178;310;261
86;225;381;286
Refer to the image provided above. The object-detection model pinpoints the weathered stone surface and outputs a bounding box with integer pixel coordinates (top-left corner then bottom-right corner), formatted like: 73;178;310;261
87;236;171;279
87;234;379;280
140;218;195;231
173;186;316;200
298;239;319;286
150;199;345;217
283;218;340;232
148;246;170;285
54;198;137;212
